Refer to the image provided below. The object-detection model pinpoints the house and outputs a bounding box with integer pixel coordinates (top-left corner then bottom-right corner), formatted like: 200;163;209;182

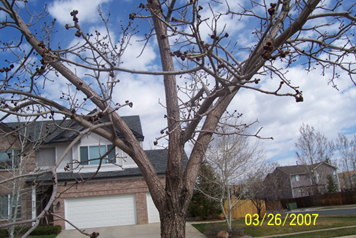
338;170;356;191
264;161;340;200
0;113;173;230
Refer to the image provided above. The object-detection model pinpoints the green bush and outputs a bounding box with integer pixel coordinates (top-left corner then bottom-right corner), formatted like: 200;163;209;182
0;226;30;238
0;225;61;237
30;225;62;235
0;229;8;238
15;225;30;234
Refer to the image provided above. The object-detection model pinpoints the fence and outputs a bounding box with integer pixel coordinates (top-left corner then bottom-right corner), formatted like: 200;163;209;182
280;190;356;209
224;200;266;219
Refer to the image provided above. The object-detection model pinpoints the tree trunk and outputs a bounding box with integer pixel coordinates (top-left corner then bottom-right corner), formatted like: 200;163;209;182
226;187;232;232
160;208;187;238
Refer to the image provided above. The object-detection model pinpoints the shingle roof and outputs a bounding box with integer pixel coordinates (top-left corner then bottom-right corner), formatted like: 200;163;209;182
5;120;73;143
26;149;188;183
277;162;336;175
3;115;144;143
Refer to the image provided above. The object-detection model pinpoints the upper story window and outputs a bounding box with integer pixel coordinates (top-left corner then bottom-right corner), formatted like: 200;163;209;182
292;175;300;182
80;145;116;165
316;173;320;183
36;147;55;168
0;150;21;169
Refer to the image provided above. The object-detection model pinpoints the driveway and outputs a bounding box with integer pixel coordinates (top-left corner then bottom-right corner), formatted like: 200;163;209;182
56;222;206;238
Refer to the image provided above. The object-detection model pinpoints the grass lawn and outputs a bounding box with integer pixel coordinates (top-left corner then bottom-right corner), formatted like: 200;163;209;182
192;215;356;237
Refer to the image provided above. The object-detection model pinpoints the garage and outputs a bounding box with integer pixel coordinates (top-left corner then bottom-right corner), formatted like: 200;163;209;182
146;193;160;223
64;194;136;230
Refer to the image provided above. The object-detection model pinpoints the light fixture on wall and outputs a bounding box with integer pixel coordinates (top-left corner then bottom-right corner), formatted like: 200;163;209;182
56;201;60;208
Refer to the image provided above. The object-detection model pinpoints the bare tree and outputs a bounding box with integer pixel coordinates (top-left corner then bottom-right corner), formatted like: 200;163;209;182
335;134;356;190
263;163;289;214
0;0;355;237
202;121;265;231
295;123;335;194
246;162;277;218
0;120;37;238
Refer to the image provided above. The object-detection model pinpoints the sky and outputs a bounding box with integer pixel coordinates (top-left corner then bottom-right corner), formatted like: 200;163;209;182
1;0;356;169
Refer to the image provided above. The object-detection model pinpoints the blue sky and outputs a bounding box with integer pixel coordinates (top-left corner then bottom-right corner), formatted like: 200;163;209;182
1;0;356;169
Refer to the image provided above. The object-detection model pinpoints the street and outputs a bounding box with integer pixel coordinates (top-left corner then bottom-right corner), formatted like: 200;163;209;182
285;207;356;216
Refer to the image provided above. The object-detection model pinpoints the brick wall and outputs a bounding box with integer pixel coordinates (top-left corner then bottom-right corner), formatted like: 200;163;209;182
53;176;165;229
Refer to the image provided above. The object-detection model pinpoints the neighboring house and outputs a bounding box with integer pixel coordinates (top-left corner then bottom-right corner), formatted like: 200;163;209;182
0;112;173;230
264;161;340;200
338;170;356;191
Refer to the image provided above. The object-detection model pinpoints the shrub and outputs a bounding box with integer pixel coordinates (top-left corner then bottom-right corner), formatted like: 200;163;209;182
0;225;61;237
0;229;7;238
30;225;62;235
0;226;31;238
205;224;244;238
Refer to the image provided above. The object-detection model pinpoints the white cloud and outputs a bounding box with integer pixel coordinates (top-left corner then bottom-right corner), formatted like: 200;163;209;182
48;0;112;25
227;60;356;167
112;73;166;149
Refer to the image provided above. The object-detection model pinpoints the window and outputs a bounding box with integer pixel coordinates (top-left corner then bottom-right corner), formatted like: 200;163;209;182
0;195;21;220
0;150;21;169
80;145;116;165
292;175;299;182
316;173;320;183
36;147;55;168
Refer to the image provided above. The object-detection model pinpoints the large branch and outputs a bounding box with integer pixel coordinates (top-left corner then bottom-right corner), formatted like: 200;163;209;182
308;11;356;21
7;5;166;203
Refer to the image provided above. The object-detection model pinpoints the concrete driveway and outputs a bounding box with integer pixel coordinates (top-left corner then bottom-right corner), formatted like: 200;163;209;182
56;222;206;238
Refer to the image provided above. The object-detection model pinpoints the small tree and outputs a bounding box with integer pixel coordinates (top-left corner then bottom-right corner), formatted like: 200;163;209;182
0;121;37;238
246;179;265;218
246;162;277;218
335;134;356;191
327;175;338;194
203;119;266;231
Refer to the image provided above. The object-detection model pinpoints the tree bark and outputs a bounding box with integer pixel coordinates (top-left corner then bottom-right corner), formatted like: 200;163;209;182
160;203;187;238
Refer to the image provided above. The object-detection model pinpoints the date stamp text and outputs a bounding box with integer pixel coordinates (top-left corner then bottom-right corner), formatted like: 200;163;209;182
245;213;318;226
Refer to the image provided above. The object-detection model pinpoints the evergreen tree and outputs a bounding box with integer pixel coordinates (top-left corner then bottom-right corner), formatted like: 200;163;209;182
189;163;221;219
327;175;338;193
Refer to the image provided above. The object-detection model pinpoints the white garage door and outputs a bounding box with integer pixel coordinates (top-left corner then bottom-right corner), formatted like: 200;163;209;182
65;194;136;230
146;193;160;223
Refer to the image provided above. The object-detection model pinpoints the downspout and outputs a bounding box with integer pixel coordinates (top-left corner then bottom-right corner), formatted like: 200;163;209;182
290;175;294;198
335;169;341;192
31;186;36;226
